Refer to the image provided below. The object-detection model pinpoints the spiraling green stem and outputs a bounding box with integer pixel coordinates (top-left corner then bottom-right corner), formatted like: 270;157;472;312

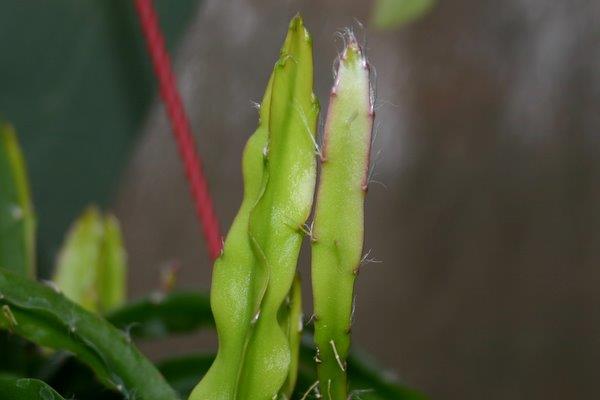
311;34;374;400
281;274;303;398
238;15;319;399
188;69;273;400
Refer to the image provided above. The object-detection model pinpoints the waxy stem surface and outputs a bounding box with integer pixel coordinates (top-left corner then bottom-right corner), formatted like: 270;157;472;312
311;35;374;400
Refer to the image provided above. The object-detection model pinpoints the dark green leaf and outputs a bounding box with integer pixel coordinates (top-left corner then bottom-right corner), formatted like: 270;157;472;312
37;354;121;400
0;377;65;400
0;269;179;400
107;291;213;339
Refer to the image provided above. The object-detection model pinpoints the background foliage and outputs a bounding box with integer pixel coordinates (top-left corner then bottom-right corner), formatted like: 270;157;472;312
0;0;198;276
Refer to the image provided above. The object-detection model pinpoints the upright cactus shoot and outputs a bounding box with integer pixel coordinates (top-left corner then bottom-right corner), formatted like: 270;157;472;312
240;14;318;399
311;33;374;399
191;14;318;400
189;71;272;400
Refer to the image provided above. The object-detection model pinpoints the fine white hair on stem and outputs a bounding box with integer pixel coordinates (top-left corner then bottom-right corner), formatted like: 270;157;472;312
333;27;362;64
317;106;326;151
250;100;261;111
332;54;341;82
352;18;367;50
368;62;378;111
293;100;321;157
350;293;357;326
374;98;401;112
361;248;383;266
366;116;387;188
330;339;347;372
299;381;320;400
367;147;386;190
347;388;375;399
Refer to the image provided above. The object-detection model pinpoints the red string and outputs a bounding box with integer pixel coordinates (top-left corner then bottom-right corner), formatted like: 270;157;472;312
133;0;222;261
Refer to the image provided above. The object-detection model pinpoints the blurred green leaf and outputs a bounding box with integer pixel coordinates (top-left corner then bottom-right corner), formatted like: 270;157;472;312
53;207;104;312
107;291;213;338
0;377;65;400
0;269;179;400
98;214;127;313
372;0;436;29
52;207;127;313
0;123;35;277
0;0;199;277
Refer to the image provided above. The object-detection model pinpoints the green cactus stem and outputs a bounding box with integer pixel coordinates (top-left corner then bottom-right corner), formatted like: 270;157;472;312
281;274;303;398
311;33;374;400
188;70;273;400
237;14;319;399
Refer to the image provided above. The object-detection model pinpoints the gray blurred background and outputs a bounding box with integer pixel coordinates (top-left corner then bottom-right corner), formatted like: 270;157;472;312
4;0;598;398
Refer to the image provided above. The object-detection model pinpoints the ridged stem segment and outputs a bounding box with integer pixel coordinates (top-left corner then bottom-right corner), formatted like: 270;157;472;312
238;15;319;399
311;35;374;400
281;274;303;398
188;71;273;400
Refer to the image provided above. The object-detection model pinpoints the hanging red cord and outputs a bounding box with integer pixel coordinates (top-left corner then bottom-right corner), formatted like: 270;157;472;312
133;0;222;261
